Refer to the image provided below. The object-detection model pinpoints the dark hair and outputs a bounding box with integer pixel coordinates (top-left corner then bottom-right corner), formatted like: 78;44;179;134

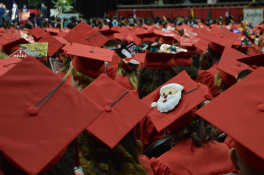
208;44;222;60
79;130;147;175
42;21;49;28
192;53;200;69
0;141;76;175
137;67;178;99
103;40;116;48
166;115;218;148
237;69;252;81
174;65;198;80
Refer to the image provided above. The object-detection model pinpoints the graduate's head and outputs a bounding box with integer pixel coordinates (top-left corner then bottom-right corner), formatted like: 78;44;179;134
23;5;26;8
79;75;151;175
214;47;252;93
13;3;17;8
236;69;252;82
229;145;264;175
137;53;178;99
196;67;264;175
67;43;114;91
117;58;139;89
0;141;76;175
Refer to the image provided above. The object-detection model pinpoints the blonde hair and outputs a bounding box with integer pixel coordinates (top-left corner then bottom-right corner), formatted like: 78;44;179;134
116;61;139;89
0;49;9;59
79;131;148;175
72;67;95;90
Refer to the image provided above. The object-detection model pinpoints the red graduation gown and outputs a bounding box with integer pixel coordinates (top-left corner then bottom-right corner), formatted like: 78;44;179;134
196;64;220;98
139;155;154;175
106;66;118;80
114;75;134;90
150;138;238;175
134;114;164;150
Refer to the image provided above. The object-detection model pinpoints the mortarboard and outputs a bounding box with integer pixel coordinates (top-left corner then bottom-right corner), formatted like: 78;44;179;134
0;57;22;76
99;26;120;41
67;43;114;78
0;57;103;175
217;47;252;87
19;43;48;62
45;27;61;35
134;52;175;70
0;33;29;54
64;21;109;47
136;31;160;44
194;37;210;55
204;28;239;54
30;26;46;40
142;71;205;132
196;67;264;171
237;53;264;67
38;34;65;57
81;74;152;149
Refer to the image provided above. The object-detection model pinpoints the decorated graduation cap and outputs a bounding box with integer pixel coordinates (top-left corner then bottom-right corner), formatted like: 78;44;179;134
0;57;22;76
81;74;152;149
196;67;264;171
237;53;264;67
0;33;29;54
204;27;239;54
67;43;114;78
64;21;108;47
134;52;175;70
217;47;252;87
38;34;65;57
0;57;103;175
19;43;48;62
142;71;205;132
180;37;200;51
30;26;46;40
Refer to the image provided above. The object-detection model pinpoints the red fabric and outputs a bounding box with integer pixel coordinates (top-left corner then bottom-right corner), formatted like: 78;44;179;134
114;75;134;90
224;136;235;148
195;82;213;101
229;8;243;22
138;155;154;175
195;64;220;98
150;138;238;175
171;9;190;18
193;9;208;22
135;114;165;150
118;10;151;18
211;9;227;24
153;10;170;19
106;65;118;80
108;11;117;18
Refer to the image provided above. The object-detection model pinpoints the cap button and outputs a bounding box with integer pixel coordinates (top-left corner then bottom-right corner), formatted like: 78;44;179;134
105;106;112;112
3;64;8;67
258;104;264;112
237;62;242;67
28;106;38;116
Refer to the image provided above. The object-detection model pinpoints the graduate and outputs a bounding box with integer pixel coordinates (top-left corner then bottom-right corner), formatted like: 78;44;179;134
10;3;19;25
0;57;105;175
79;74;154;175
146;71;238;175
195;28;239;98
65;43;114;91
196;67;264;175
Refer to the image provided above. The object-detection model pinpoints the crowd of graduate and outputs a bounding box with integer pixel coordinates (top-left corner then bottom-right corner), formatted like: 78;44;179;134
0;11;264;175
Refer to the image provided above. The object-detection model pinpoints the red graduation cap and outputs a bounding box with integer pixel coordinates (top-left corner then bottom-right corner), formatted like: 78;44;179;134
136;31;160;44
142;71;205;132
64;21;109;47
38;34;65;57
30;26;46;40
45;27;61;35
0;33;29;54
81;74;152;149
204;28;239;54
196;67;264;171
0;57;103;175
67;43;114;78
134;52;175;70
0;56;22;76
217;47;252;87
237;53;264;67
99;27;120;41
195;37;210;55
